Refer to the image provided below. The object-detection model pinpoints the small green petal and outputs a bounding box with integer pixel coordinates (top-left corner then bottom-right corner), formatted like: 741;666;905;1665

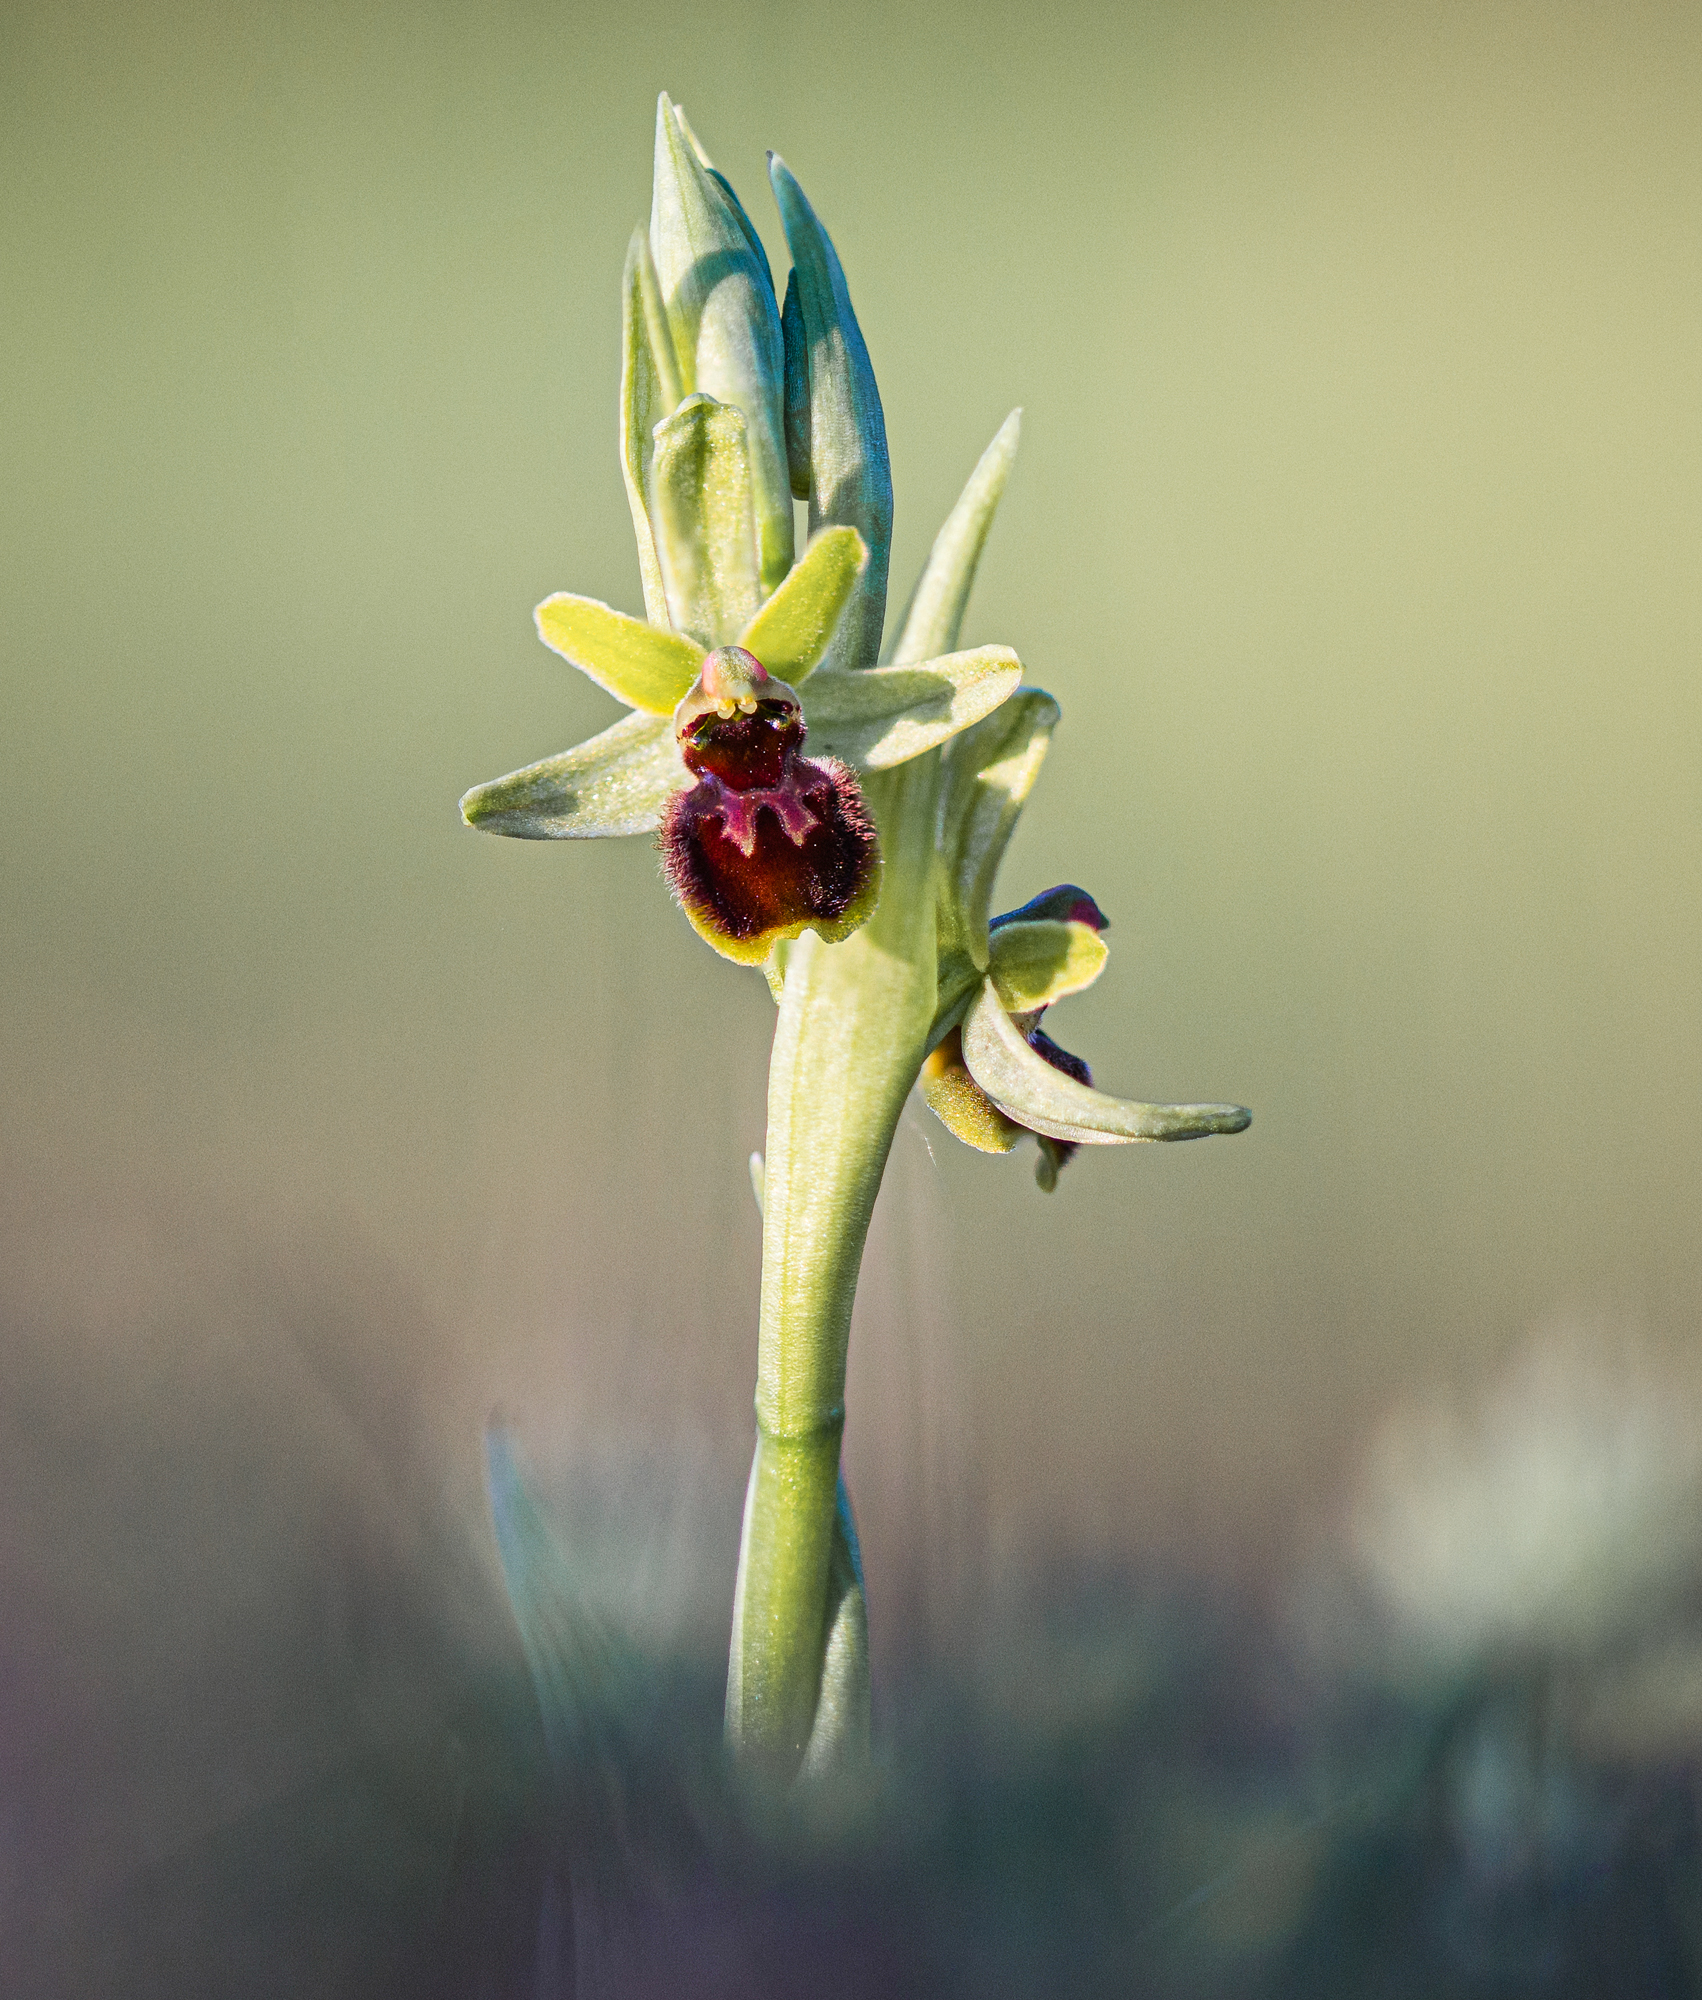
888;409;1021;667
988;918;1109;1014
460;709;685;839
649;392;762;647
802;647;1021;770
936;688;1062;974
960;981;1252;1144
737;525;867;683
534;592;705;716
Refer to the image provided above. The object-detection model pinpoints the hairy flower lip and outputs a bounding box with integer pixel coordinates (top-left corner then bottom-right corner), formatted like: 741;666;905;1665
689;769;821;858
660;642;880;957
661;750;879;965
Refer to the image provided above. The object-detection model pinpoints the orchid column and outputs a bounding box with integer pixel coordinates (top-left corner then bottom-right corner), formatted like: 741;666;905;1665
460;96;1251;1784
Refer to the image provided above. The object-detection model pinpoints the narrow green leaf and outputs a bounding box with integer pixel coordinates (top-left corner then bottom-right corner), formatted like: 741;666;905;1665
649;393;762;647
737;525;867;683
889;409;1022;666
797;1477;870;1779
961;981;1252;1144
651;95;793;595
802;647;1021;770
936;688;1062;973
533;592;704;716
988;918;1109;1014
632;222;687;413
620;229;673;626
460;709;684;839
769;156;892;672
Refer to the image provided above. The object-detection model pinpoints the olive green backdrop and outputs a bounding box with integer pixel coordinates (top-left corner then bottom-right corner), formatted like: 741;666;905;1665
4;0;1700;1622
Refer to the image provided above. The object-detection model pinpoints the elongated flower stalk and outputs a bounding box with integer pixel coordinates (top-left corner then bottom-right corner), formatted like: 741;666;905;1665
461;96;1251;1783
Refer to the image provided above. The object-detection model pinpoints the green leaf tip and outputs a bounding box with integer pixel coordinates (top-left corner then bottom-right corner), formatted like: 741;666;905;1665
890;407;1022;667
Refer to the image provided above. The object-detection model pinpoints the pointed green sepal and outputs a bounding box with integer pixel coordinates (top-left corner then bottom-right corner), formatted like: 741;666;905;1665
802;647;1021;770
936;688;1062;976
534;592;705;715
649;392;762;647
737;525;867;683
961;981;1252;1144
889;408;1022;666
460;709;684;838
650;95;792;595
769;155;892;672
988;918;1109;1014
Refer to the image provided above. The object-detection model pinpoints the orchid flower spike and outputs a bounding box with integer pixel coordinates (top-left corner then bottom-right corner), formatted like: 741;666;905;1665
458;95;1020;963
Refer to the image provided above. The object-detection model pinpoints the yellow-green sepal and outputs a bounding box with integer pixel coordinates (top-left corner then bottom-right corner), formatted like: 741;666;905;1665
737;525;867;684
960;982;1252;1144
802;647;1021;770
459;709;685;839
988;919;1109;1014
533;593;705;716
919;1024;1021;1154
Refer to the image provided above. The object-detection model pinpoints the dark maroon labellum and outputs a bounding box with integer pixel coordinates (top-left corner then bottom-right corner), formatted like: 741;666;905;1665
660;647;880;964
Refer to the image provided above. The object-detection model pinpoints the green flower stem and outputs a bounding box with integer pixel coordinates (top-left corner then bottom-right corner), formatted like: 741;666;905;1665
725;756;940;1778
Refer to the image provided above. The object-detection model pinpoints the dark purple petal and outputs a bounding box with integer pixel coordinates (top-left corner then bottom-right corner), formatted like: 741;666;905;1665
990;884;1109;933
1026;1024;1092;1187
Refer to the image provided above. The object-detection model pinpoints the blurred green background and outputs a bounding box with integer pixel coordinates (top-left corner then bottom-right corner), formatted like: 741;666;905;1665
4;0;1700;1619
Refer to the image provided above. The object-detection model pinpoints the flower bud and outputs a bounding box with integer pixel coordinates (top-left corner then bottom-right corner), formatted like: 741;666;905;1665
649;96;794;600
770;156;892;673
660;647;881;964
